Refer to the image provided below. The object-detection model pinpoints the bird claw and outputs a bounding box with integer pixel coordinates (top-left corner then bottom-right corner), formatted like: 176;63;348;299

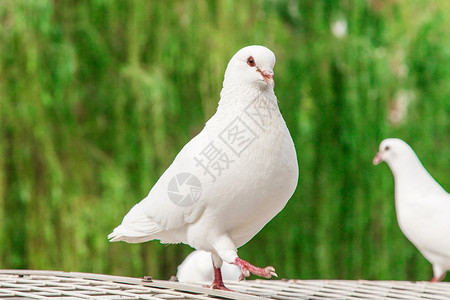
261;266;277;278
266;266;275;272
234;258;278;279
238;269;251;281
239;270;253;279
207;283;233;291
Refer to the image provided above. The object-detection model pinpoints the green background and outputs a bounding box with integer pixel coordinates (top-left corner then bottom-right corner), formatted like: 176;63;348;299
1;0;449;281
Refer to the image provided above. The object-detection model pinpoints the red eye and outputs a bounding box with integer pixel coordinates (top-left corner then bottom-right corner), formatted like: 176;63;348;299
247;56;256;67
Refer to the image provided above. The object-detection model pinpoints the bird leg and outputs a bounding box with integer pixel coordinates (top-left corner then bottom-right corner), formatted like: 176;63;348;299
207;252;233;291
207;266;232;291
431;266;446;282
233;257;277;281
431;274;445;282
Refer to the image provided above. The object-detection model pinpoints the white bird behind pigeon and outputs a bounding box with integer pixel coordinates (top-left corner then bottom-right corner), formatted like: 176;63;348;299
374;138;450;282
177;250;241;283
109;45;299;290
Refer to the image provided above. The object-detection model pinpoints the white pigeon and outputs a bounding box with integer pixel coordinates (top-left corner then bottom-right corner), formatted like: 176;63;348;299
373;138;450;282
109;45;299;290
177;250;241;283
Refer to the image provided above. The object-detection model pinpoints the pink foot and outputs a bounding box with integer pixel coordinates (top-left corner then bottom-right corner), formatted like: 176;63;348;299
207;282;232;291
206;266;233;291
233;257;278;280
431;274;445;282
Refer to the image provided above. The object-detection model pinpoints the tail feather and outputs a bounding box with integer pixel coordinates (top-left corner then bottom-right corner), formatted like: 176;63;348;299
108;204;162;243
108;224;160;243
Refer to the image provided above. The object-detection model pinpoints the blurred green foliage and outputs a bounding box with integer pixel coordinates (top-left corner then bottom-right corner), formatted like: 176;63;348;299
0;0;449;281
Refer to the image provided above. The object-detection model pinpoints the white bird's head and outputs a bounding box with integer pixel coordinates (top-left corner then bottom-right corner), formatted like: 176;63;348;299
223;45;276;89
373;138;417;168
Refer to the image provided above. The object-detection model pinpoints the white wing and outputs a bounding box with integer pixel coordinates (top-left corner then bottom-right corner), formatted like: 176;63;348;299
109;130;216;243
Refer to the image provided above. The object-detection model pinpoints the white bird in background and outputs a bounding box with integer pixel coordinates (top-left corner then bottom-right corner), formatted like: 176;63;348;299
109;45;299;290
177;250;241;283
374;138;450;282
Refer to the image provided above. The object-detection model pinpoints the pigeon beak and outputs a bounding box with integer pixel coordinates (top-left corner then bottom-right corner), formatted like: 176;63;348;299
373;152;383;165
259;69;274;85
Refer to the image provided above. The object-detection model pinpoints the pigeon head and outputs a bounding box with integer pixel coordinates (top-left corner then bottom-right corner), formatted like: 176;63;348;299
223;45;276;89
373;138;417;168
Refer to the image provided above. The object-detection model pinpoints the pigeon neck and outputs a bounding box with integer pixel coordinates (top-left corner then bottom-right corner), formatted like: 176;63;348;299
217;83;277;111
389;155;424;179
390;155;442;194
